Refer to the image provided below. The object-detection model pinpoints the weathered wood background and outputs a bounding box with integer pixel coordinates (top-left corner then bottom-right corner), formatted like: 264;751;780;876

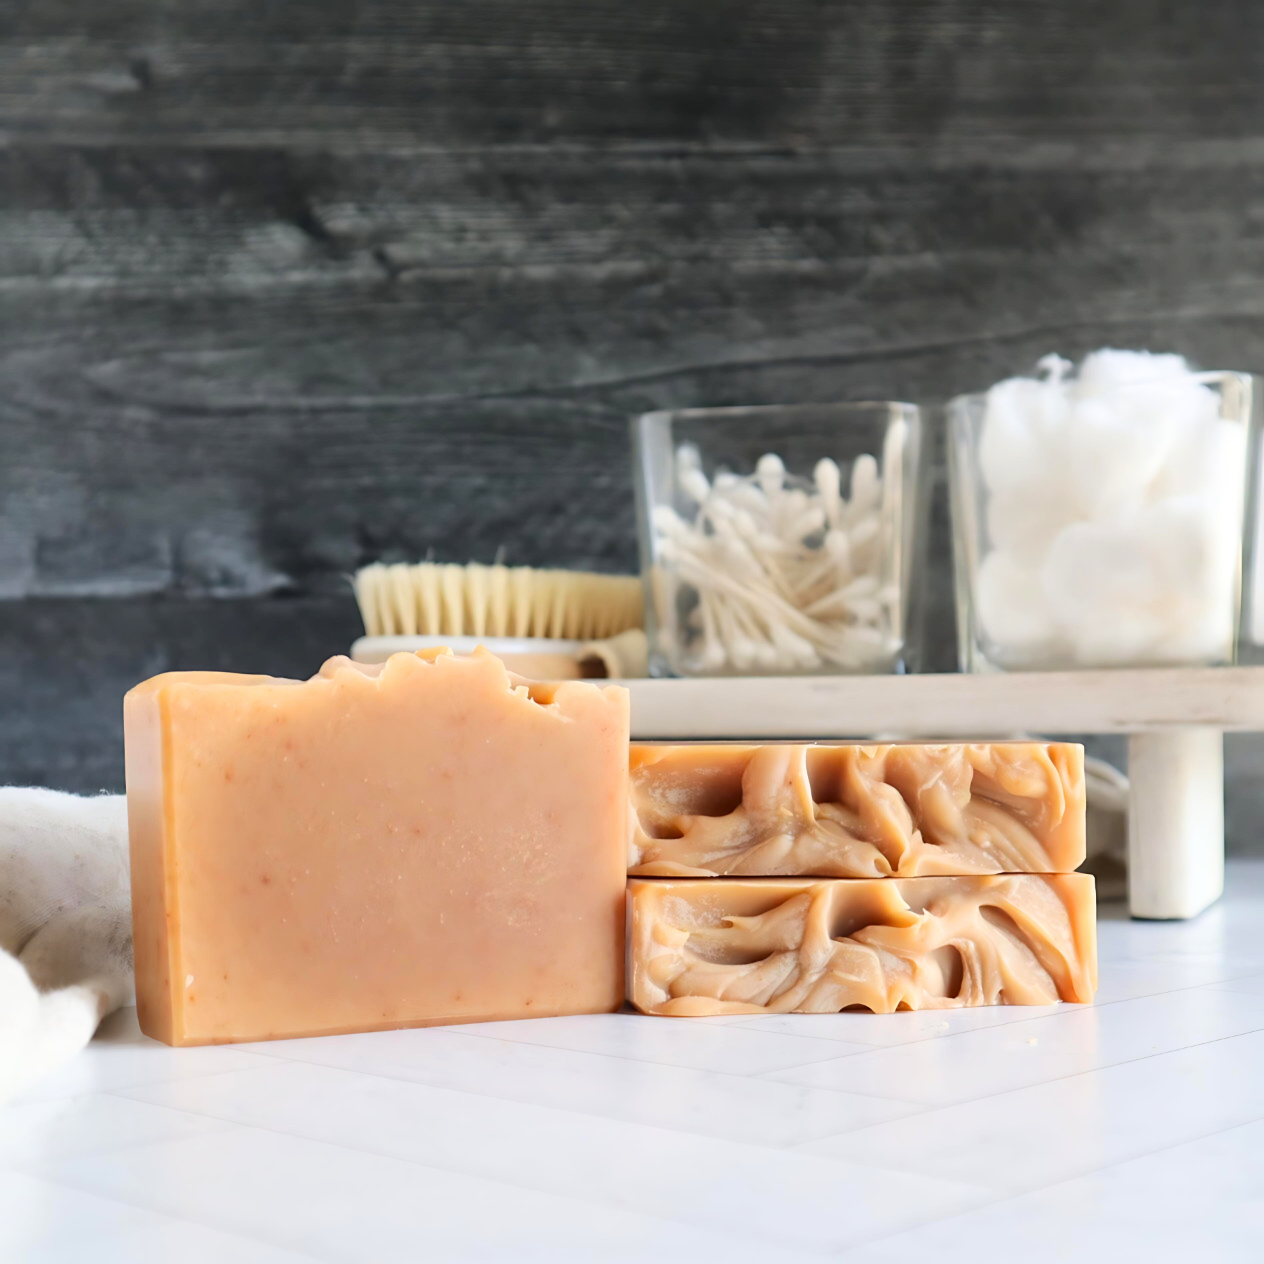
4;1;1264;845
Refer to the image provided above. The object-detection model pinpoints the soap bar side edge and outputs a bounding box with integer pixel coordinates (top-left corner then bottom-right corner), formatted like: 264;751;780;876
124;680;181;1046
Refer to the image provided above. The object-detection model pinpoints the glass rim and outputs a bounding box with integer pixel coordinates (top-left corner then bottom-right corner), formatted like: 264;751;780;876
634;400;921;426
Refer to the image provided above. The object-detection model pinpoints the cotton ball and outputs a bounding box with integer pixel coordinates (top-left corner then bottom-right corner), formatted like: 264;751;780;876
1142;495;1237;662
1039;502;1223;666
1061;394;1172;520
1208;419;1249;524
979;377;1073;564
986;482;1069;565
1070;350;1199;509
978;376;1067;492
1041;528;1162;665
976;551;1057;663
1152;590;1235;664
1076;349;1192;391
1151;406;1242;507
1105;372;1216;479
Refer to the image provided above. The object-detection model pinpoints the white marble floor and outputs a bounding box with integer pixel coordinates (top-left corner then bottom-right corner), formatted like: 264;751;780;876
6;865;1264;1263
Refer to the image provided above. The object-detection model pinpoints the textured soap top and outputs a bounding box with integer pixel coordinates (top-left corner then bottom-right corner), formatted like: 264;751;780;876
627;874;1097;1016
629;742;1085;878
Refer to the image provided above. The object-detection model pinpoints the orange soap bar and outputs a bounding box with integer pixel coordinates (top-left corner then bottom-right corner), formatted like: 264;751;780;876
629;742;1086;877
627;874;1097;1016
125;648;629;1046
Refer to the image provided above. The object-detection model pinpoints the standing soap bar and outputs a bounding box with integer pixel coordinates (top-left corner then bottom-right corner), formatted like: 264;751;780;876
125;649;629;1046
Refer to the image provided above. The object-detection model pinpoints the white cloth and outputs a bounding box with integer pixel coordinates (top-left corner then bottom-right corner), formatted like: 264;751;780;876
1083;755;1129;901
0;788;132;1105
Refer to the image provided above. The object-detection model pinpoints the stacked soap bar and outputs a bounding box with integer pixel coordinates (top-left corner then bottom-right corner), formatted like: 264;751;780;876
125;649;629;1046
626;742;1097;1015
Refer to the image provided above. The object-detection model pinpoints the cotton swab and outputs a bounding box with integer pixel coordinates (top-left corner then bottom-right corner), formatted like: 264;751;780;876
654;447;897;673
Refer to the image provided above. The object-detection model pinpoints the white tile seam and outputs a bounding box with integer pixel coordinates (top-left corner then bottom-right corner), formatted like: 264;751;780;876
1058;967;1264;1007
29;974;1260;1160
426;1021;883;1073
0;1111;240;1174
724;1011;1044;1046
7;1055;282;1110
69;1105;720;1248
108;1057;932;1175
71;965;1264;1091
782;1021;1264;1128
175;977;1264;1125
0;1165;328;1264
229;1038;925;1112
676;967;1264;1056
87;1085;864;1257
749;1054;932;1100
454;1016;878;1055
750;993;1264;1087
1208;978;1264;995
832;1108;1264;1258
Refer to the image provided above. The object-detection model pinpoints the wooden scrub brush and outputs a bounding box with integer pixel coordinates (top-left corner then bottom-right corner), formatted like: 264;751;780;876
351;562;646;678
355;562;642;640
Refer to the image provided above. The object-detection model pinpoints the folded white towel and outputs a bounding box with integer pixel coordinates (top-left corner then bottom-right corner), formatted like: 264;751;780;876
0;788;132;1105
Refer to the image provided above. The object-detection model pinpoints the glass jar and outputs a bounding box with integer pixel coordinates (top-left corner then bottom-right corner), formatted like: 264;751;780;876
948;368;1254;672
631;402;923;678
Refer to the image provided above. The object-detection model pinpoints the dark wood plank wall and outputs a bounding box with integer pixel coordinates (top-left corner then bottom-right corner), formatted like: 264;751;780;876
4;1;1264;844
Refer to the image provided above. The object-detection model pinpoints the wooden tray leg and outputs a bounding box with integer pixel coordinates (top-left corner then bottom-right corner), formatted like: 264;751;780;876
1127;728;1224;919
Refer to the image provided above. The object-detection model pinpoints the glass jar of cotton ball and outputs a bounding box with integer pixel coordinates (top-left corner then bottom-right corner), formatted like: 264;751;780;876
631;402;924;677
948;352;1255;672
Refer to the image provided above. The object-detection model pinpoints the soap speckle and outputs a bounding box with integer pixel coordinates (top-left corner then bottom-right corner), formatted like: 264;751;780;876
185;974;194;987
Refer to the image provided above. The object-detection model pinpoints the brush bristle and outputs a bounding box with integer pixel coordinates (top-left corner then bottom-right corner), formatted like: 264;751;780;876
354;562;644;640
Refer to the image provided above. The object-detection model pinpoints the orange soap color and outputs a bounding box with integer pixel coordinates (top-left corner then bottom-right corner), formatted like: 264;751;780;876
124;648;630;1046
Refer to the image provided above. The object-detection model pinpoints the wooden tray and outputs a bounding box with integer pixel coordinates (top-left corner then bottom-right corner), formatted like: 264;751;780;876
623;666;1264;739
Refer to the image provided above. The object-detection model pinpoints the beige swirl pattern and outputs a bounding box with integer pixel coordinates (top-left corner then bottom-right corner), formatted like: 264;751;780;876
627;874;1097;1015
629;742;1085;878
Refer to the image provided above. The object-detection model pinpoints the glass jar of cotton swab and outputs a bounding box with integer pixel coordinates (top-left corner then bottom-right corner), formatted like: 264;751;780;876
631;402;924;677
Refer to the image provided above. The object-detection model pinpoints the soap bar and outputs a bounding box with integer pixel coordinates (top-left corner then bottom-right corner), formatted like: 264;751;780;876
125;649;629;1046
629;742;1085;877
627;874;1096;1015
